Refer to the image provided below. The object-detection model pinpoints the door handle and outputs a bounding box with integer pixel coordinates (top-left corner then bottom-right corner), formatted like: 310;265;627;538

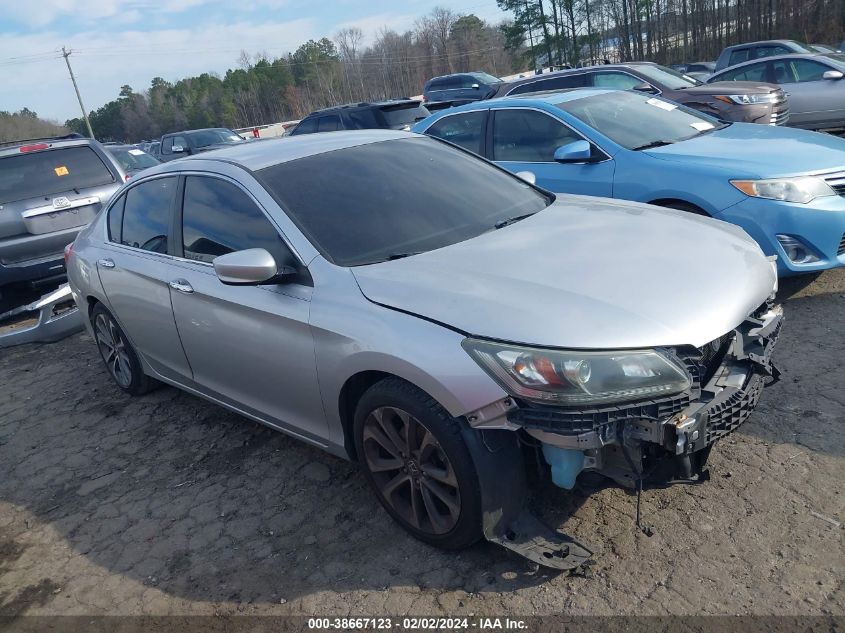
97;258;115;268
169;279;194;294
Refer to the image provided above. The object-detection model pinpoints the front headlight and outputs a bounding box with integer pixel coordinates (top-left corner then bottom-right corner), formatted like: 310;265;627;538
461;339;691;406
714;93;779;105
730;177;835;204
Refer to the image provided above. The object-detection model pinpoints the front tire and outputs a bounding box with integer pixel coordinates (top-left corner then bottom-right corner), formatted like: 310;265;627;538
91;303;155;396
354;377;482;550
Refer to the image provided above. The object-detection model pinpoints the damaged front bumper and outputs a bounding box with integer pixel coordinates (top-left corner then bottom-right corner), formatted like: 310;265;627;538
0;284;83;348
462;302;783;569
494;302;783;489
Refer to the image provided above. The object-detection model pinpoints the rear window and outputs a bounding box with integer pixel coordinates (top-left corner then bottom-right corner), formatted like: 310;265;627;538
0;146;115;205
378;103;431;129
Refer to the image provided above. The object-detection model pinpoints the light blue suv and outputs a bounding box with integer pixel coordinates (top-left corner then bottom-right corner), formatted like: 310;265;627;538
413;89;845;275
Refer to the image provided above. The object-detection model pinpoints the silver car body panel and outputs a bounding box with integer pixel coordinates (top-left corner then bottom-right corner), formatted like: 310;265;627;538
66;132;776;459
352;195;775;350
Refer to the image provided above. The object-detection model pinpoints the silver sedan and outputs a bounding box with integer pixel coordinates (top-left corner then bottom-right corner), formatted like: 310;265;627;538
708;52;845;130
66;131;783;568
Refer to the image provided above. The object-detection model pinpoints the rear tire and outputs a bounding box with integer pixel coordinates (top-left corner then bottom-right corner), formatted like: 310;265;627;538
353;377;483;550
91;303;156;396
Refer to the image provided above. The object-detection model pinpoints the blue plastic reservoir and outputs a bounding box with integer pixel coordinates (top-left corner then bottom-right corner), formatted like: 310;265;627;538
541;444;585;489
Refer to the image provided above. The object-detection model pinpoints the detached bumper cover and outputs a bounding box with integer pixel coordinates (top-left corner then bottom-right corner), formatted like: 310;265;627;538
0;284;83;348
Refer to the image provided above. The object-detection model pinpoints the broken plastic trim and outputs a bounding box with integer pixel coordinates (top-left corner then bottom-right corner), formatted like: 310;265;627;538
460;424;592;571
0;284;83;348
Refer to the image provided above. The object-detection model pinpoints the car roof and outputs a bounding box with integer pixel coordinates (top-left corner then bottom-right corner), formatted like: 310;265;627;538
712;52;841;74
432;87;615;115
725;39;803;48
166;128;233;135
155;129;414;171
0;134;99;157
305;99;420;117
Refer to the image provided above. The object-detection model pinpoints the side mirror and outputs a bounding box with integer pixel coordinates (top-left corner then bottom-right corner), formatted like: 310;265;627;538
822;70;843;80
213;248;291;285
171;145;185;153
471;83;480;89
515;170;536;185
632;82;659;94
554;140;593;163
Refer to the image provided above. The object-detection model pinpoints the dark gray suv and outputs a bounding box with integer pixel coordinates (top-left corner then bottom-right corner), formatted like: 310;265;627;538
0;134;125;292
423;72;502;106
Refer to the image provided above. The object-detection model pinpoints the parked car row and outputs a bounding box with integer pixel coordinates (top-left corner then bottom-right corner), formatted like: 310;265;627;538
412;89;845;276
5;35;842;568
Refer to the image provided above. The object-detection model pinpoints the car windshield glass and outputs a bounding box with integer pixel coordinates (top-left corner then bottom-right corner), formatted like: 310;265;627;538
378;103;431;129
0;146;115;204
257;137;552;266
189;129;244;148
557;91;725;150
788;42;817;53
634;64;701;88
471;72;502;84
107;147;160;171
822;54;845;70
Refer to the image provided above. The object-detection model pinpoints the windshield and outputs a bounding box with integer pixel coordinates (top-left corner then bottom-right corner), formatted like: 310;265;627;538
557;91;725;150
0;146;115;204
634;64;701;88
823;53;845;70
471;72;503;85
257;137;552;266
189;129;244;148
107;147;160;172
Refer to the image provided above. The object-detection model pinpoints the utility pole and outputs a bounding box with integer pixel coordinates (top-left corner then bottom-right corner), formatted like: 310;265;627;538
62;46;94;139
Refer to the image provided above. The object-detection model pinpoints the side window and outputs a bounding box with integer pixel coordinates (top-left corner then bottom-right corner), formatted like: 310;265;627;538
509;74;586;96
729;49;751;66
162;137;173;153
718;62;768;82
107;194;125;242
181;176;292;265
492;109;581;162
317;115;342;132
460;76;478;88
590;72;644;89
785;59;829;82
771;60;798;83
171;135;188;151
291;118;318;135
425;111;486;155
121;177;176;253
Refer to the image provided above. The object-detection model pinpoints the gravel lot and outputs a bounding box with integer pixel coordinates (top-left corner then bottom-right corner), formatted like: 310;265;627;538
0;270;843;619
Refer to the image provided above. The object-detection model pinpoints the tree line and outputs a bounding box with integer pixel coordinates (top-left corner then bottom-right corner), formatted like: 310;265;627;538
58;1;844;142
500;0;844;68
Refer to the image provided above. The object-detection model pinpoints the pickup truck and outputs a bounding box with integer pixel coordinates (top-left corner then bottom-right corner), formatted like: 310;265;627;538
157;128;247;162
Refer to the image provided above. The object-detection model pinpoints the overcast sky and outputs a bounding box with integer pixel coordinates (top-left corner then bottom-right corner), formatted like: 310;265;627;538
1;0;508;123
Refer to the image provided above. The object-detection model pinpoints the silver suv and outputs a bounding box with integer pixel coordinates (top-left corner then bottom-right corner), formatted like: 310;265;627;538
66;131;783;568
0;134;125;293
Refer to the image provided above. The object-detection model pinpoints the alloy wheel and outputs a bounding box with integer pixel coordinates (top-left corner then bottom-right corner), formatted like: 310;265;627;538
362;406;461;535
94;312;133;388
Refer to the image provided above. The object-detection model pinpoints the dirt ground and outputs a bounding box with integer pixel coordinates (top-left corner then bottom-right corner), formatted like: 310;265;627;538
0;270;843;619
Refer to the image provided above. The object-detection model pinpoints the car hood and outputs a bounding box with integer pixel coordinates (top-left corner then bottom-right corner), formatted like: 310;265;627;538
677;80;780;96
351;196;776;350
644;123;845;177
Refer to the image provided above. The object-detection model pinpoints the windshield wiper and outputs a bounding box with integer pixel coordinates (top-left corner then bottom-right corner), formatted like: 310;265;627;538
386;252;422;260
494;212;536;230
632;140;674;151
